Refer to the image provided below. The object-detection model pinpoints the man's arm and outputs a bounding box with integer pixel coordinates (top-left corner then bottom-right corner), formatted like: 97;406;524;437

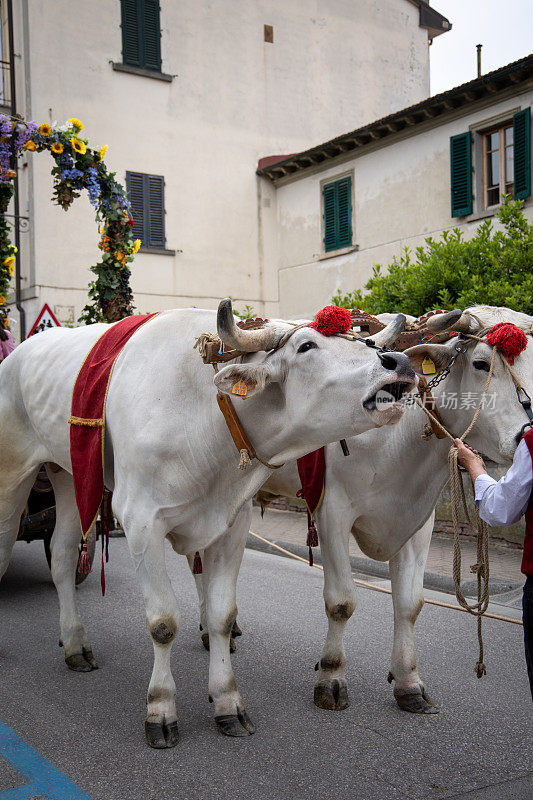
454;438;532;527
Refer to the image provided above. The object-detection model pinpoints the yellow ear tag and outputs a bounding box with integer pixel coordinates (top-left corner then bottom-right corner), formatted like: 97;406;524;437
421;357;436;375
232;380;248;397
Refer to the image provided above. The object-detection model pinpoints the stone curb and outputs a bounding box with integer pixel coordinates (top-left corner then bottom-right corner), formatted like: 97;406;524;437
245;534;522;597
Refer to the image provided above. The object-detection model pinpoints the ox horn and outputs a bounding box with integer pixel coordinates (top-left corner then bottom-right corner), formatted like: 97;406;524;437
426;309;474;334
217;298;279;352
372;313;407;347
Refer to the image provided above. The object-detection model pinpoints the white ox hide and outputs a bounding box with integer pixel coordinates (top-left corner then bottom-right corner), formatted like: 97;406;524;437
218;305;533;714
0;301;415;747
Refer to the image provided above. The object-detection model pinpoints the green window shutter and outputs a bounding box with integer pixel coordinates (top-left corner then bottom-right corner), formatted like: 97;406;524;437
143;0;162;71
121;0;142;67
323;184;337;252
323;177;352;252
450;132;472;217
337;177;352;248
147;175;165;247
127;172;166;248
126;171;145;241
514;108;531;201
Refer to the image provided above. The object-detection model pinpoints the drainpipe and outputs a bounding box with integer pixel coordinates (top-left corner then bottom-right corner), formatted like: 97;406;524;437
7;0;25;340
476;44;482;78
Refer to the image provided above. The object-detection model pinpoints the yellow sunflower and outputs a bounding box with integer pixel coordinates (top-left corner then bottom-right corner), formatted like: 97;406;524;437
99;144;108;160
67;118;83;132
0;295;5;305
70;137;86;155
39;124;52;137
133;239;141;254
24;140;37;151
51;141;64;154
3;256;15;275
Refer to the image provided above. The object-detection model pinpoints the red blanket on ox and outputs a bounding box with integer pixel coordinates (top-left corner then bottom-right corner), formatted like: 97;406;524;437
69;314;157;539
297;448;326;517
297;448;326;566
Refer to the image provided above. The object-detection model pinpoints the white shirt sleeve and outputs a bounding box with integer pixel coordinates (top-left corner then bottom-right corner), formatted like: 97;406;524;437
474;438;532;527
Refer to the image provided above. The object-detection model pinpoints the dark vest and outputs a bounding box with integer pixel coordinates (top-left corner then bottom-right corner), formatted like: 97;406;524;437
521;429;533;576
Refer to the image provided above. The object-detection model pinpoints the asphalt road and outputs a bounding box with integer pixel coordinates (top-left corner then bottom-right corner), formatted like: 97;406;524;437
0;537;531;800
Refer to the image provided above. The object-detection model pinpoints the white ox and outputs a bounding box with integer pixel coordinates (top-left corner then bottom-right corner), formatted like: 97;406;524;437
204;305;533;714
0;300;416;747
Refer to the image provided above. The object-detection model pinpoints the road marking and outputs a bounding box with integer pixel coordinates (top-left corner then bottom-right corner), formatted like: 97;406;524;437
0;719;93;799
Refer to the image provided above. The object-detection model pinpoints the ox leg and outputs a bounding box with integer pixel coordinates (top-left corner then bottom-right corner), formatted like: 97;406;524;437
47;468;97;672
128;525;180;749
388;515;438;714
203;510;254;737
186;552;241;653
314;501;356;711
0;470;39;579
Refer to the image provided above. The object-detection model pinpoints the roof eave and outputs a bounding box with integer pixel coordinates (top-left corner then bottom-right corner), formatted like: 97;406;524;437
405;1;451;40
257;54;533;182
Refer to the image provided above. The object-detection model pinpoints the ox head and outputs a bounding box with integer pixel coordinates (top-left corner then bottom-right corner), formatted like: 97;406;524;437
405;306;533;462
212;299;417;454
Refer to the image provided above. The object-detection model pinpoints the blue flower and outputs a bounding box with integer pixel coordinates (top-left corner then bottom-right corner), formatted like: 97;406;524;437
61;167;83;181
86;166;101;207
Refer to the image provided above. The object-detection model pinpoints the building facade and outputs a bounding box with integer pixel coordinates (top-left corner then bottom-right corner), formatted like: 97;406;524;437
257;55;533;318
3;0;449;339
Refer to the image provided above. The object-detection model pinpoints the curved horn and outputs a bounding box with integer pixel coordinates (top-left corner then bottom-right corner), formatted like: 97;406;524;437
426;309;474;334
217;298;279;352
372;313;406;347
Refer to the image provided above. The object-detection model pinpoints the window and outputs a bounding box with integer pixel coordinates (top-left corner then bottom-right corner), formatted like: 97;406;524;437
121;0;161;72
450;108;530;218
483;124;514;208
323;176;352;252
126;172;166;249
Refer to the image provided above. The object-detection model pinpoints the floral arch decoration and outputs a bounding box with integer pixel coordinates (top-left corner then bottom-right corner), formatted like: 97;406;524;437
0;115;141;330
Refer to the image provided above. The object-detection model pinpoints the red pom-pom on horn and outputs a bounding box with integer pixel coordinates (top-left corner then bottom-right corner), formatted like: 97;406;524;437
310;305;352;337
485;322;528;365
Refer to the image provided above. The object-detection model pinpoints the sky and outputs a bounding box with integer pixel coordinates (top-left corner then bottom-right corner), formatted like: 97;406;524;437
429;0;532;96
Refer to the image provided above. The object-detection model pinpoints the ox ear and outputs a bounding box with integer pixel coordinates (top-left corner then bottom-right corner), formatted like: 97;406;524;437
404;343;456;375
214;363;273;399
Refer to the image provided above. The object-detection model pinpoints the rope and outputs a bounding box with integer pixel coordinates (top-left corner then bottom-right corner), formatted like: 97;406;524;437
247;530;522;626
413;342;513;677
193;332;219;360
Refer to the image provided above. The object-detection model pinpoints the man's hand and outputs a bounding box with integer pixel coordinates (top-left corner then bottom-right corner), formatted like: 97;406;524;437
452;438;487;481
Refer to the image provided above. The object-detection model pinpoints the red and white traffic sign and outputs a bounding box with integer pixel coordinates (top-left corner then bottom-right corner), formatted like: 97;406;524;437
27;303;62;337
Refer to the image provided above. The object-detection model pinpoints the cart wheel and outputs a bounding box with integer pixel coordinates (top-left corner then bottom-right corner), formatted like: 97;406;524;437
44;526;97;586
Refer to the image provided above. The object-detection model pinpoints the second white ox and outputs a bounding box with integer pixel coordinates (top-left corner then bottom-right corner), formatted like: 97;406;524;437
0;300;415;747
210;305;532;714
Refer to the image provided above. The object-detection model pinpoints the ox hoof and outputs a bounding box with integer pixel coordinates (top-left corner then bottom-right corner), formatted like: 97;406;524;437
394;686;439;715
145;720;179;749
232;620;242;638
65;648;98;672
215;709;255;737
201;632;237;653
314;679;350;711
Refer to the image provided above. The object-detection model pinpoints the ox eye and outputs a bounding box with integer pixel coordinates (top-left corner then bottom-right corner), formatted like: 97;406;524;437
473;359;490;372
297;341;318;354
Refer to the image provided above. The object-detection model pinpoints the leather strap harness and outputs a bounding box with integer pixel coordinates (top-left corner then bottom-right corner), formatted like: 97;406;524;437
216;391;282;471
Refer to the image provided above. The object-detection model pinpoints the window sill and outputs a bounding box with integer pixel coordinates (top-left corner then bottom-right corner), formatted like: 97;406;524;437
316;245;358;261
138;246;176;256
112;62;174;82
463;207;498;223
